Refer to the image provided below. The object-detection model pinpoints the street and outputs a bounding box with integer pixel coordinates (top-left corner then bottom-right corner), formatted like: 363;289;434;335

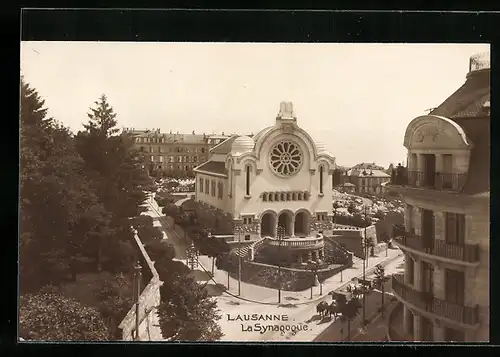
144;193;404;341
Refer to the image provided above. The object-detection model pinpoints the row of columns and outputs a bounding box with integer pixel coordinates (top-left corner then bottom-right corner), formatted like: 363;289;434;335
407;152;469;174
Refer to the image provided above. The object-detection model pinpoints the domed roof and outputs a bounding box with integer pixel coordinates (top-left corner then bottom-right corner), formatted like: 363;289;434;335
252;126;273;143
231;135;255;155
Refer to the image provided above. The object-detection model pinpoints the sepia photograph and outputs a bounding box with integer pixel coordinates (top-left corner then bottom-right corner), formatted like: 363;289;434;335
19;42;490;343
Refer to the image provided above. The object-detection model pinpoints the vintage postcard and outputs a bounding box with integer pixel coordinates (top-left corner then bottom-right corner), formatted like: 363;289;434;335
19;42;490;342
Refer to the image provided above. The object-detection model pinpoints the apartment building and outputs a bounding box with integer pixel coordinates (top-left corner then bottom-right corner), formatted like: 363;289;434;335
345;163;391;195
387;52;490;342
123;128;231;177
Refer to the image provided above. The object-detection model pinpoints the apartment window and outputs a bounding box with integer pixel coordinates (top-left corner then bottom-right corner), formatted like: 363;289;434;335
199;178;204;193
176;147;181;153
407;256;414;285
319;165;324;195
150;155;154;162
158;146;162;153
149;147;154;153
317;213;326;221
445;212;465;245
217;182;223;199
245;235;251;241
211;180;216;197
420;317;434;341
445;269;465;305
205;179;209;193
444;328;465;342
406;205;414;234
139;146;144;152
159;156;163;162
245;165;251;196
421;261;434;295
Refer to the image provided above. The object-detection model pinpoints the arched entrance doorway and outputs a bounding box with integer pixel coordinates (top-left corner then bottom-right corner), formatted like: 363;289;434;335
278;211;293;237
261;212;276;237
294;211;310;237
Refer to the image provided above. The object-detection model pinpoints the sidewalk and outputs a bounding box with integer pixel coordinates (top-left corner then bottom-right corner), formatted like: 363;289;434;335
148;193;403;305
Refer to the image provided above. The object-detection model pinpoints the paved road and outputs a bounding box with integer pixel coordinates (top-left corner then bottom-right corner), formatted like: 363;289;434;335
144;193;404;342
314;279;397;341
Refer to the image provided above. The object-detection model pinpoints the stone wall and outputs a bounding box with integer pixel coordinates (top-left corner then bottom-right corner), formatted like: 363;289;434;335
329;224;377;259
118;231;164;341
225;258;349;292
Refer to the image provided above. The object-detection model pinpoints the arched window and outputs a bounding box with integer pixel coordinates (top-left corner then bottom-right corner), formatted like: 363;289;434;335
319;165;324;195
274;193;279;201
245;165;251;196
281;193;286;201
263;193;268;202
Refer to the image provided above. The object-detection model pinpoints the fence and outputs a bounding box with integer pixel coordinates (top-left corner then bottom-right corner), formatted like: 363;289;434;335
118;230;164;341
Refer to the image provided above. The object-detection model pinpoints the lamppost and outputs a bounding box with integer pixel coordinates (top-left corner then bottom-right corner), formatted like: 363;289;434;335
238;227;242;296
133;261;142;341
277;226;285;304
308;261;320;299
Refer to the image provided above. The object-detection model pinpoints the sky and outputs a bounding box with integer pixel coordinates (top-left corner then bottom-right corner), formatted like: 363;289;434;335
20;42;490;167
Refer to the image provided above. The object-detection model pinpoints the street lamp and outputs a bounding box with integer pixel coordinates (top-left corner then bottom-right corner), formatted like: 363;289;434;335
237;227;242;296
308;261;320;299
133;261;142;341
277;226;285;304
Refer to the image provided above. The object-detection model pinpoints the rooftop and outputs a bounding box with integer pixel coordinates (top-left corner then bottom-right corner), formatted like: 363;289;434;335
193;161;227;176
430;52;490;196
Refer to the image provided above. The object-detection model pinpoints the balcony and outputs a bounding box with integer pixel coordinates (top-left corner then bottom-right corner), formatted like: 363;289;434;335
267;236;324;250
392;274;479;326
392;225;479;264
390;169;467;192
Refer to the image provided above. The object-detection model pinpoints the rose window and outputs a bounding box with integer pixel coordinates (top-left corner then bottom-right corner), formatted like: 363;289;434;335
269;141;303;176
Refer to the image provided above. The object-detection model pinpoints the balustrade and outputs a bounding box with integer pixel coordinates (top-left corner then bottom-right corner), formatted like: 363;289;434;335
392;274;479;325
390;170;467;192
392;225;479;263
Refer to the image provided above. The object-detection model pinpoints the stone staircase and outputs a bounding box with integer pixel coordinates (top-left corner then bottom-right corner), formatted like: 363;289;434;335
232;237;269;259
324;236;356;264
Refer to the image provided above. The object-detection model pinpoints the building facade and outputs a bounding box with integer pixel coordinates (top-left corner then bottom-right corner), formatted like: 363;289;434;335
123;128;230;177
388;52;490;342
193;102;336;265
345;163;391;194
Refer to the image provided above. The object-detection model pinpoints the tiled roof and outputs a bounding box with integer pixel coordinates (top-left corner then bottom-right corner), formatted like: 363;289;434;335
430;68;490;196
194;161;227;176
430;69;490;119
350;162;385;171
210;135;239;154
346;169;390;178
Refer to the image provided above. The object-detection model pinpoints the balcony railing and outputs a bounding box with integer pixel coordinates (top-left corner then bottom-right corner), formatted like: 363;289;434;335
267;237;324;249
390;169;467;192
392;225;479;263
392;274;479;326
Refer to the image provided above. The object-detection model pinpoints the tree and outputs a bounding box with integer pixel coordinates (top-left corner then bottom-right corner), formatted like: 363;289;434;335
373;264;389;316
20;78;107;291
75;94;151;271
95;273;134;339
19;287;110;341
156;266;223;341
340;289;363;341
